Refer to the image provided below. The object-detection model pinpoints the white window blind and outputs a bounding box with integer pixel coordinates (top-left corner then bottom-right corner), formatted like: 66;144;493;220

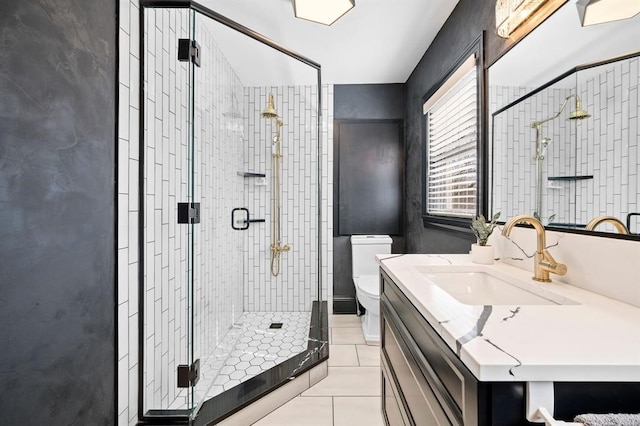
424;54;478;218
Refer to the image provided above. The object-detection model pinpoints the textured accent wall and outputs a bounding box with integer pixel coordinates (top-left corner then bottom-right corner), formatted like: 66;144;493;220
0;0;116;424
405;0;492;253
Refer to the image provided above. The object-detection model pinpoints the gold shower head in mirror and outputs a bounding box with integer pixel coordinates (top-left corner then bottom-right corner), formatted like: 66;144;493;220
567;95;591;120
262;93;279;119
531;94;591;127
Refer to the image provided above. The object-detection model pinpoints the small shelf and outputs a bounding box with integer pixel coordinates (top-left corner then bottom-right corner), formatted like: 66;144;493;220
238;172;266;178
547;175;593;181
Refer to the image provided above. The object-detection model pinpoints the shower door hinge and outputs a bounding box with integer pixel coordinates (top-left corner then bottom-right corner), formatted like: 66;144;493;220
178;202;200;224
177;359;200;388
178;38;201;67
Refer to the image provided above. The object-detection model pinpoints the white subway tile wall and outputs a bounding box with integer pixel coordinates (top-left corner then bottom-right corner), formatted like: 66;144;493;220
575;57;640;230
243;87;333;312
118;2;334;424
492;85;576;224
118;0;142;424
490;56;639;227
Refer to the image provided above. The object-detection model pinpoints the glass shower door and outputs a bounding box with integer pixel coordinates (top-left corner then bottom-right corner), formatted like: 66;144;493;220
141;6;198;417
140;2;325;423
188;10;247;413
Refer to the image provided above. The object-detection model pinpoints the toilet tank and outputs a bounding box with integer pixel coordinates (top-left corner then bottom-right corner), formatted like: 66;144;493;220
350;235;392;278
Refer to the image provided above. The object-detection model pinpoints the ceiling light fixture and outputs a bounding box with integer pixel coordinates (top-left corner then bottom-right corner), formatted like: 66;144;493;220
293;0;355;26
576;0;640;26
495;0;548;38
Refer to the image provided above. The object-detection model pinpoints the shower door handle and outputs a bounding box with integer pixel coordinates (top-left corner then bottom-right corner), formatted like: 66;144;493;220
232;208;249;230
231;208;265;230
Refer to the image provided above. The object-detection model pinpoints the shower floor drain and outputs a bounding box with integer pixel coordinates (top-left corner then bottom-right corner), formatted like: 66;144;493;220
269;322;283;329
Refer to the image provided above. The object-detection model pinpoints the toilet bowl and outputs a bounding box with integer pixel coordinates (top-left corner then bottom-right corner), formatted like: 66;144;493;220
350;235;392;344
354;275;381;343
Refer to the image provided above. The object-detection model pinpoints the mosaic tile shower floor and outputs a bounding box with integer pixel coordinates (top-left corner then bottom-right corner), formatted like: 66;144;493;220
194;311;312;405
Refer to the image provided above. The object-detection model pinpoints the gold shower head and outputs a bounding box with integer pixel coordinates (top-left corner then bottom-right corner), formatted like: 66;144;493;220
567;95;591;120
261;93;279;119
532;94;591;127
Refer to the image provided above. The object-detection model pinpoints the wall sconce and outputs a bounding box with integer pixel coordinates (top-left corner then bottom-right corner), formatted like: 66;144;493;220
293;0;355;26
496;0;548;38
576;0;640;26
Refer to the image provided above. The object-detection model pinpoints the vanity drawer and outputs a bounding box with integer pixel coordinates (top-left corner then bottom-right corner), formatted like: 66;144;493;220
381;270;479;426
382;354;410;426
382;312;452;425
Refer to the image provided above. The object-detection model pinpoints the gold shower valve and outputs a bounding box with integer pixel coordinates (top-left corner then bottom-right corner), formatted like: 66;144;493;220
270;243;291;253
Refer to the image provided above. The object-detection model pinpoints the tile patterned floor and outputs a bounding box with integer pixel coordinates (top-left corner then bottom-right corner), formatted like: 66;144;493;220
251;315;384;426
193;311;311;405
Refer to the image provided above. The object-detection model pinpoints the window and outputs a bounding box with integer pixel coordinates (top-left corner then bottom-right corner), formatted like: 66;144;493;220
422;37;483;227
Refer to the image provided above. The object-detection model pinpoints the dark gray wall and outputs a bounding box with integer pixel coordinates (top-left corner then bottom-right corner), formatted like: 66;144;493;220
333;84;405;313
405;0;495;253
0;0;116;424
334;84;406;120
404;0;565;254
336;121;404;235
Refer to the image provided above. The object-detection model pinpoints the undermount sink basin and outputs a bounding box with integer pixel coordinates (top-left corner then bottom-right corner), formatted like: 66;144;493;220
423;271;560;305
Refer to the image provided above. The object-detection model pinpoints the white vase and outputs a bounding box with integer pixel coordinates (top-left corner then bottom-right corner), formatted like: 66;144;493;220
471;243;494;264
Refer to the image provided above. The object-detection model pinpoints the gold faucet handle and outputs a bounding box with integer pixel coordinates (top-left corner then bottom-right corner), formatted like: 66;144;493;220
539;249;567;276
539;261;567;276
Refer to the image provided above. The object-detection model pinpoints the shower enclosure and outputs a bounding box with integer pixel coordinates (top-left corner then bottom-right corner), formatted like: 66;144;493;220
138;2;326;424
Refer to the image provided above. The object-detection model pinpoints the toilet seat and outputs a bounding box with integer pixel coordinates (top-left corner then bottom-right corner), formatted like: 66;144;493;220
356;275;380;297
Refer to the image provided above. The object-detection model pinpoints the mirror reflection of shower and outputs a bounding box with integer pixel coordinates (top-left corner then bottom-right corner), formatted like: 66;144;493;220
262;93;290;276
530;94;591;222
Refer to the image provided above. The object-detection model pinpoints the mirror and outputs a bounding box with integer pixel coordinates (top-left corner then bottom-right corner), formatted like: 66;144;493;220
488;1;640;236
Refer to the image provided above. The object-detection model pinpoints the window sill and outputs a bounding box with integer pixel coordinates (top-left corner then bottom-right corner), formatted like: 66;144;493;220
422;215;474;235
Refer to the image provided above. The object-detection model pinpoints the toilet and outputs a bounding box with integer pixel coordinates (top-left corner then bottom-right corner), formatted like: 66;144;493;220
350;235;393;344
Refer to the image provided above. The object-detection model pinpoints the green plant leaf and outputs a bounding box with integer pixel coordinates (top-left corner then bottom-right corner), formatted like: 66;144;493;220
470;212;500;246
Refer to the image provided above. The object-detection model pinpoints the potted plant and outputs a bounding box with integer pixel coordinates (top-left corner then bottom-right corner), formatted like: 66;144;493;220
470;212;500;264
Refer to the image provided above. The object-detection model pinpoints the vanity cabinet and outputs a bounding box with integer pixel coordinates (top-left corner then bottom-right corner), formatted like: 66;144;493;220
379;269;640;426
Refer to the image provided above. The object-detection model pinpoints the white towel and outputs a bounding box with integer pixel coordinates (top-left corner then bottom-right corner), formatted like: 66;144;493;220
574;414;640;426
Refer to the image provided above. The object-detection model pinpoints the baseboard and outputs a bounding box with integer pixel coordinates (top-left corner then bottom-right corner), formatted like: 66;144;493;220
333;296;357;314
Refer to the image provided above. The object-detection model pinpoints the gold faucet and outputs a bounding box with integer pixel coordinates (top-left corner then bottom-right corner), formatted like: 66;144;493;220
502;215;567;282
585;215;629;234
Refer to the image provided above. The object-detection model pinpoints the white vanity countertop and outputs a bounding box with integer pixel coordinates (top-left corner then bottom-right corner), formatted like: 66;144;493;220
378;254;640;382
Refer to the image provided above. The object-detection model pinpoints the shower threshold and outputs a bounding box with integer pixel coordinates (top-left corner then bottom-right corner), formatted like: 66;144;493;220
195;311;312;403
191;301;328;425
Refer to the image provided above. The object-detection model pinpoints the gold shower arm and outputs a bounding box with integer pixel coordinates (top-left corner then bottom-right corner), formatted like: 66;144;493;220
530;94;590;127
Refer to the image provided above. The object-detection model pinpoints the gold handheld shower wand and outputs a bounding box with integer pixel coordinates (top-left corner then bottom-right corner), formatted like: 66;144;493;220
262;94;290;277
